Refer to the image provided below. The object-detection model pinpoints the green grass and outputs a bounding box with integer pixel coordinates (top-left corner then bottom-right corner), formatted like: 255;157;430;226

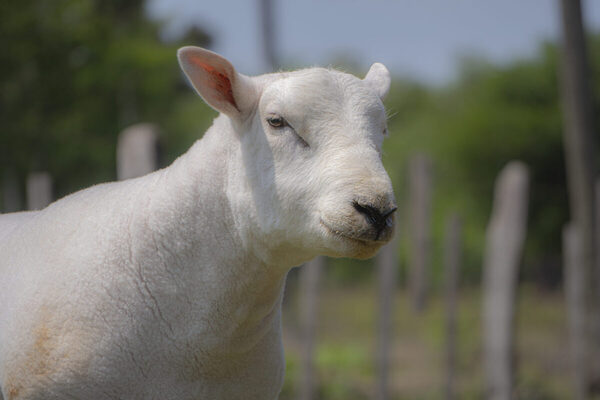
280;284;574;399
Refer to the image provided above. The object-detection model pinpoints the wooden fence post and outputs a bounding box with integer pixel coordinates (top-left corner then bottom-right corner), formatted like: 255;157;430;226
482;161;529;400
564;223;588;400
408;154;433;313
117;123;159;180
26;172;53;211
376;236;398;400
298;256;324;400
444;213;462;400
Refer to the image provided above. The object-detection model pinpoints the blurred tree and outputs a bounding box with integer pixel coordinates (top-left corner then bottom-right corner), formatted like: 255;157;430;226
0;0;213;200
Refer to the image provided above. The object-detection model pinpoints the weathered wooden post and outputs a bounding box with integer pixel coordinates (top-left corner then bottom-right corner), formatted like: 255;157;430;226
564;223;587;400
408;154;433;313
376;235;398;400
117;123;159;180
2;169;22;213
26;172;53;211
558;0;600;390
298;256;324;400
444;213;462;400
482;161;529;400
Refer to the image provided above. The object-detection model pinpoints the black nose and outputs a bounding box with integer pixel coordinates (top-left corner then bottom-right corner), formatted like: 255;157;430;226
353;202;397;239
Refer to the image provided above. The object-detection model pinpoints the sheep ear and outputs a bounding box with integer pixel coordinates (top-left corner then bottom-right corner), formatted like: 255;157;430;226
178;46;257;120
364;63;391;100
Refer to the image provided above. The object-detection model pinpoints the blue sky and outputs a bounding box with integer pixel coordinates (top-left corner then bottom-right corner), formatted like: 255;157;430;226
147;0;600;84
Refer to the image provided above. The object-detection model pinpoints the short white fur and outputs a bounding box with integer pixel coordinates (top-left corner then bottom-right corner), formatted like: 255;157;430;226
0;47;396;400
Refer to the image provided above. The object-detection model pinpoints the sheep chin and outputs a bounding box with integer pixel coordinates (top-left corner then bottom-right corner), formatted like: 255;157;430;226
318;218;389;260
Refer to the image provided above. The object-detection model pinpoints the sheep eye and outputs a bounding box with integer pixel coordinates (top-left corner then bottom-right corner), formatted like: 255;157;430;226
267;116;286;128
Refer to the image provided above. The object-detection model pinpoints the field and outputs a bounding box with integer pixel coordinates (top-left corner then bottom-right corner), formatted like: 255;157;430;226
280;282;572;400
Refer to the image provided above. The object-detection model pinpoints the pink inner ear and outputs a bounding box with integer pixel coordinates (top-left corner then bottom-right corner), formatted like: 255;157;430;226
189;57;239;111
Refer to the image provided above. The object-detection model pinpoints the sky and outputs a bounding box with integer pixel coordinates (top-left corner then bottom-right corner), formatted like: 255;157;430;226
147;0;600;85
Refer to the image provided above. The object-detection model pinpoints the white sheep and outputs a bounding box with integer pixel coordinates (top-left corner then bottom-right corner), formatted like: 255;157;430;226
0;47;396;400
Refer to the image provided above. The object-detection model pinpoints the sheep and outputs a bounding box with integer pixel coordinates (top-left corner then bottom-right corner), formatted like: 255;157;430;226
0;46;396;400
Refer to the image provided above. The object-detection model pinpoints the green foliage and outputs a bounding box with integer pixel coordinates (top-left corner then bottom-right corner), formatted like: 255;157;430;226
315;344;372;399
0;0;212;198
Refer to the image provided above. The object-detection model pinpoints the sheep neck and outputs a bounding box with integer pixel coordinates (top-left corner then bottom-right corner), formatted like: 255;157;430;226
136;120;290;364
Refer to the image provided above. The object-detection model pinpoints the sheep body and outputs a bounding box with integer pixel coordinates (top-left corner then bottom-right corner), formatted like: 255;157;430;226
0;126;286;399
0;47;395;399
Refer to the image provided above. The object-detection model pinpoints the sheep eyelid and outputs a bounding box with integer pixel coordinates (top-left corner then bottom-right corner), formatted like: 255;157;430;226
266;116;287;128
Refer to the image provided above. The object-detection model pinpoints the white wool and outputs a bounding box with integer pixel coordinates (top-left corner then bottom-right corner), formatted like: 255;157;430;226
0;47;395;400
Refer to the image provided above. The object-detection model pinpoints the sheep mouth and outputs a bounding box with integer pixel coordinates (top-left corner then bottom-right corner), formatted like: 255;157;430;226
319;219;377;246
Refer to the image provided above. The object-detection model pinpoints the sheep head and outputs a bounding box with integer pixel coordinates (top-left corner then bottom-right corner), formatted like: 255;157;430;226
178;47;396;264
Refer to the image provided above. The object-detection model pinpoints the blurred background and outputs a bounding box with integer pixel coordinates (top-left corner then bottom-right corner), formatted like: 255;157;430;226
1;0;600;398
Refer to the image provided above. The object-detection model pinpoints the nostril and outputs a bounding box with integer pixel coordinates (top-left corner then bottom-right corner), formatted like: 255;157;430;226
353;202;378;225
381;206;397;229
352;202;397;230
382;206;398;219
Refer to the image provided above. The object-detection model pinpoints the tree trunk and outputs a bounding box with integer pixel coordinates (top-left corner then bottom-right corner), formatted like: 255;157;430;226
259;0;277;71
558;0;599;391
